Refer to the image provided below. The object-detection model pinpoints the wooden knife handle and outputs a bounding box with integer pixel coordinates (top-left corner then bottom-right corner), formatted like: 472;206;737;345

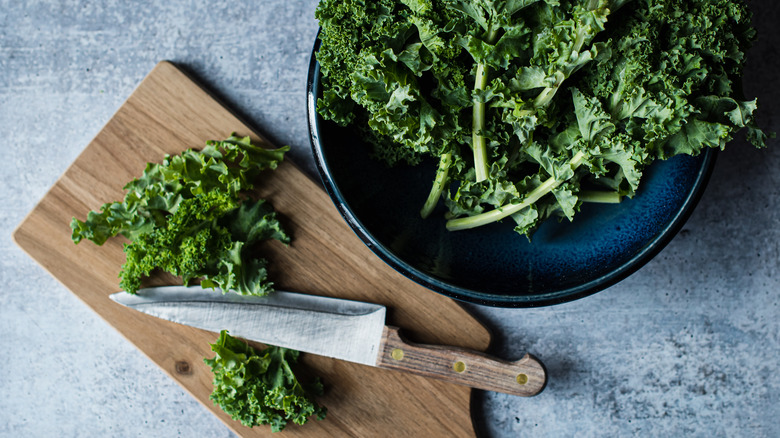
376;326;546;397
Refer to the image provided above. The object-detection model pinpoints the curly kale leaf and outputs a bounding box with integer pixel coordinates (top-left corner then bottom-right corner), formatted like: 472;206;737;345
316;0;770;238
71;134;290;295
204;331;327;433
119;191;289;295
317;0;471;164
71;134;288;245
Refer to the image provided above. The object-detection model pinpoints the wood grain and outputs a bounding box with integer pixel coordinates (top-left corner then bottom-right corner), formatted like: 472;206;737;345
12;61;493;437
378;326;546;397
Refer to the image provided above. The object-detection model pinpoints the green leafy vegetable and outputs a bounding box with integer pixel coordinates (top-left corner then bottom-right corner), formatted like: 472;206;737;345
316;0;770;238
70;134;290;295
205;330;327;432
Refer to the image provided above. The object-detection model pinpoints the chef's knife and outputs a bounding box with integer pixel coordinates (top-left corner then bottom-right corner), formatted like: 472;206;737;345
110;286;546;396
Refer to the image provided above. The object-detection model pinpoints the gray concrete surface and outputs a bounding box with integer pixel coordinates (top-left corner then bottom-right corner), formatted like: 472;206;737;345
1;1;778;437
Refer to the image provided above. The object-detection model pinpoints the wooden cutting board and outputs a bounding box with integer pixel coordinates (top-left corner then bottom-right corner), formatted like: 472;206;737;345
13;61;493;437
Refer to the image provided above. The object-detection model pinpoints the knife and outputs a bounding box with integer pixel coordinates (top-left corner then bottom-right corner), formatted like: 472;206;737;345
110;286;546;396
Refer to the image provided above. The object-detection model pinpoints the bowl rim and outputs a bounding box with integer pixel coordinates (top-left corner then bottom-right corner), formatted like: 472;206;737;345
306;37;718;308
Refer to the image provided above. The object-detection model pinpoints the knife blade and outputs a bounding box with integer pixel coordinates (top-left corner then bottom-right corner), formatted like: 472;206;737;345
110;286;546;397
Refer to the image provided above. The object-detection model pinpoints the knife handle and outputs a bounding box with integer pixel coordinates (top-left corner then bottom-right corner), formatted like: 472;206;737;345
376;326;546;397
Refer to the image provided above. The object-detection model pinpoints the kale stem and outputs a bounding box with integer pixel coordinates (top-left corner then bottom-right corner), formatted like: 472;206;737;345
578;190;623;203
472;27;501;183
533;86;557;108
420;152;453;218
473;62;490;182
533;71;565;108
446;151;586;231
533;5;607;110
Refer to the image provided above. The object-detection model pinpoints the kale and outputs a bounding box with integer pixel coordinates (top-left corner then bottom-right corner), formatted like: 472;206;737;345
70;134;290;295
204;330;327;432
316;0;770;237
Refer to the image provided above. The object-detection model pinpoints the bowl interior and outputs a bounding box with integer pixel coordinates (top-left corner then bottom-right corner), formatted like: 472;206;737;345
307;53;715;307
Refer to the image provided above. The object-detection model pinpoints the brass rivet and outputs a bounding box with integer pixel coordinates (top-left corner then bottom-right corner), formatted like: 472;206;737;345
516;373;528;385
453;361;467;373
391;348;404;360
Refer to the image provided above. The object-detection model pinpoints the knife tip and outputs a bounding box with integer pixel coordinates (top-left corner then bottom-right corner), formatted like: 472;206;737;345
108;291;129;304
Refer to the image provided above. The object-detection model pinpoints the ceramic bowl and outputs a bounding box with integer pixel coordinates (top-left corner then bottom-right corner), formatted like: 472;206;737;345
306;41;716;307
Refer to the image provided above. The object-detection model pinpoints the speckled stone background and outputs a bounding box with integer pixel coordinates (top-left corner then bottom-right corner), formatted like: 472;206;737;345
2;1;778;437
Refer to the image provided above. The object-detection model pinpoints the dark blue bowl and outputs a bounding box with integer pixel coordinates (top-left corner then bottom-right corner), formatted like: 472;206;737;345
306;40;716;307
